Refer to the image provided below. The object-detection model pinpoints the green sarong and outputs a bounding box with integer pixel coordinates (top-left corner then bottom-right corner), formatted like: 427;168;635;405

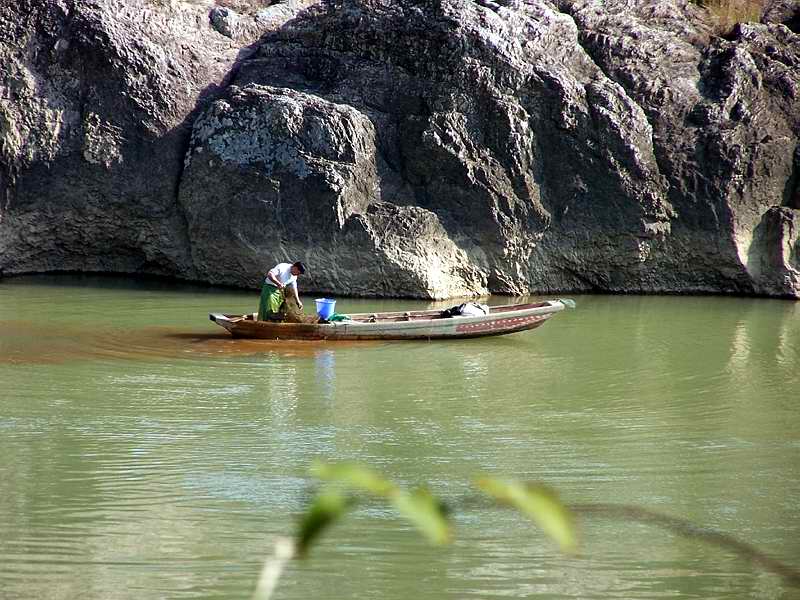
257;283;284;321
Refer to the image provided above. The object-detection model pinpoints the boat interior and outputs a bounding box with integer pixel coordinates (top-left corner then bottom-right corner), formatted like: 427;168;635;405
227;301;553;324
346;301;552;323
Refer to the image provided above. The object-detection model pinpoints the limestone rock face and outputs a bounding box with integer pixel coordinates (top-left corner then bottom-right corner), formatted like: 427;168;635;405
1;0;799;298
763;0;800;29
559;0;800;296
180;84;484;297
0;0;305;278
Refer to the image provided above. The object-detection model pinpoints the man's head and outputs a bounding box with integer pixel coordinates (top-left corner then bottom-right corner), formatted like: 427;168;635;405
291;261;306;276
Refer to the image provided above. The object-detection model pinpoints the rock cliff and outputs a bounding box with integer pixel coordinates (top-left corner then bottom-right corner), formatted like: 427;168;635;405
1;0;799;298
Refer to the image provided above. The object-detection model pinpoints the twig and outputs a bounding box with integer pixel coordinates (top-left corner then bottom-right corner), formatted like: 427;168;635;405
251;537;297;600
571;503;800;587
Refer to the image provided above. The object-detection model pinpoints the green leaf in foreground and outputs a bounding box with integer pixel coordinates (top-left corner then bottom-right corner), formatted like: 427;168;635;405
476;478;577;553
310;461;398;497
392;488;452;545
296;490;355;557
309;462;452;546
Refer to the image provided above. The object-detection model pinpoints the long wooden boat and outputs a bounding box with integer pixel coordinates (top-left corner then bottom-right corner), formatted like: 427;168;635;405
209;300;571;341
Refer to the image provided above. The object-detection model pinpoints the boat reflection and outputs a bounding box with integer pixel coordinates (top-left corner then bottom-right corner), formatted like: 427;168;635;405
314;349;336;405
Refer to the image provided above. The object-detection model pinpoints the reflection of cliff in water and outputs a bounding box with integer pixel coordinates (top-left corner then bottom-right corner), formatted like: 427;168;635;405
725;299;799;408
731;300;799;372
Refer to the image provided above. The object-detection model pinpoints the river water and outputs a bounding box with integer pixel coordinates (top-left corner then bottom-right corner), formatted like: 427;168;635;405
1;276;798;600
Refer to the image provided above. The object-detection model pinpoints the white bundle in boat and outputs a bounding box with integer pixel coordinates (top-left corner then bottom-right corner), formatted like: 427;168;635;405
459;302;490;316
439;302;490;318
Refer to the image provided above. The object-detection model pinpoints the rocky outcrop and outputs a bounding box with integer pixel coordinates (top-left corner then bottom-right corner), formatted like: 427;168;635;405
763;0;800;31
180;84;484;296
558;0;800;296
0;0;308;278
1;0;799;298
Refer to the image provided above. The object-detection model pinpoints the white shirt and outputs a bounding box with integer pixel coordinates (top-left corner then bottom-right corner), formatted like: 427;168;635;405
267;263;297;289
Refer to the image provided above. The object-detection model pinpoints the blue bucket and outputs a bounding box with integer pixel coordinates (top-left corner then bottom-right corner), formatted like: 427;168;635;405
315;298;336;319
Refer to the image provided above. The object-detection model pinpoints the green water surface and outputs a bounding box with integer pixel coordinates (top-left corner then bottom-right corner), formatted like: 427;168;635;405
1;276;798;600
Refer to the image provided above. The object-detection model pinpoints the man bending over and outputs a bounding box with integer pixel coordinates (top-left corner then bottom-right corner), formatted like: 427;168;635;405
258;261;306;321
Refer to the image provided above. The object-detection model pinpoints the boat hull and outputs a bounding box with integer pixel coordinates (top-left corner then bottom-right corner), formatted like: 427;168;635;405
209;301;567;341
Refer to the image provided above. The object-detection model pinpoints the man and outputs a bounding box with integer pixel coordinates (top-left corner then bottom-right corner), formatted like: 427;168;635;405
258;261;306;321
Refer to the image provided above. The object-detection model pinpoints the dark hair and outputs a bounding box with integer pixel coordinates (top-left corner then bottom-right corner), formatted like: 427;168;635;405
292;261;306;274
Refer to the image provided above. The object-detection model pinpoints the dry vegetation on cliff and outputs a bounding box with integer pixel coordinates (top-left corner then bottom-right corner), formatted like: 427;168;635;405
209;0;272;13
691;0;765;33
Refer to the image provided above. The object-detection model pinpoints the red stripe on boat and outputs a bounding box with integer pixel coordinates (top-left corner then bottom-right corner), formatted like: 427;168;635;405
454;314;544;334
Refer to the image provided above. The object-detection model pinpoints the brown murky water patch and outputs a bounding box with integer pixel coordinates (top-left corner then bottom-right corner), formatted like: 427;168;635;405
108;327;374;359
160;331;374;356
0;321;378;365
0;321;90;365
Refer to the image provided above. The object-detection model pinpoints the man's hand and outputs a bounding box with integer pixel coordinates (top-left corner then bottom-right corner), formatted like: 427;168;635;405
297;301;303;310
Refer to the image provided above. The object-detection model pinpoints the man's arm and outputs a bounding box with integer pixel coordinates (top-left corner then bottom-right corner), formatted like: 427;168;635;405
266;269;283;289
290;282;303;309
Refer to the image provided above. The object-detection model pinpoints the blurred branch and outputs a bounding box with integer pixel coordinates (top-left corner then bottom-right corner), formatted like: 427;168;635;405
572;503;800;587
254;468;800;600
